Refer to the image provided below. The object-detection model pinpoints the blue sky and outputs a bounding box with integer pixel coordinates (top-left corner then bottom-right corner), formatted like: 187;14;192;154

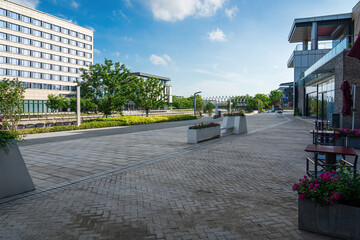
15;0;360;97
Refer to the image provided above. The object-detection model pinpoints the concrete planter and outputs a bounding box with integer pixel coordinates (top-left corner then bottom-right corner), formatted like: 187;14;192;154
345;137;360;149
0;140;35;199
298;199;360;239
187;126;221;144
221;116;247;135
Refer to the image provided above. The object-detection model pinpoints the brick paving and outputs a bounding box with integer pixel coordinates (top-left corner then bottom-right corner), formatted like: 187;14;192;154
0;113;338;239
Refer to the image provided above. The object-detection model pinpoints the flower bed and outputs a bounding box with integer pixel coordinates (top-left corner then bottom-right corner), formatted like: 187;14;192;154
189;122;220;129
222;111;245;117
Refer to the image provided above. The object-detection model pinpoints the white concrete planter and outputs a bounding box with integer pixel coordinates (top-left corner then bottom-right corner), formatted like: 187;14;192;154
187;126;221;144
221;116;247;135
298;199;360;239
275;110;283;117
0;140;35;199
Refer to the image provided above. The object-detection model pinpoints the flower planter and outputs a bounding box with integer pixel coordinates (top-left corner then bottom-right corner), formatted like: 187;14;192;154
345;137;360;149
0;141;35;199
187;126;220;144
221;116;247;135
298;199;360;239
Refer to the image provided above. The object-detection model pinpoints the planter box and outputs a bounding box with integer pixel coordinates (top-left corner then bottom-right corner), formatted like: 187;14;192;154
298;199;360;239
221;116;247;135
187;126;220;144
0;141;35;199
345;137;360;149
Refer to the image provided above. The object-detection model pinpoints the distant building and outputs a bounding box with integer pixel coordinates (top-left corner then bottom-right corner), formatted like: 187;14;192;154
278;82;293;108
0;0;93;113
287;1;360;128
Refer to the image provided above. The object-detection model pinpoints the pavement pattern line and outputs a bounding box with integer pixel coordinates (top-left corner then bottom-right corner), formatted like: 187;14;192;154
0;116;291;206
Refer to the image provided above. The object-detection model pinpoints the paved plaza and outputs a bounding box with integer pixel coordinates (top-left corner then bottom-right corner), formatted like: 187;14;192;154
0;113;341;239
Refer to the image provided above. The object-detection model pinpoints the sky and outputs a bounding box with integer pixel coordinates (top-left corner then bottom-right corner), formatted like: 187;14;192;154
12;0;360;97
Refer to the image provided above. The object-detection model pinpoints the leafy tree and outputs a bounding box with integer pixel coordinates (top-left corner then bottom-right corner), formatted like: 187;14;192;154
130;77;167;117
79;59;135;116
46;94;69;112
205;102;214;116
0;78;26;130
189;95;205;116
69;97;84;112
172;97;193;109
254;93;270;108
269;89;284;102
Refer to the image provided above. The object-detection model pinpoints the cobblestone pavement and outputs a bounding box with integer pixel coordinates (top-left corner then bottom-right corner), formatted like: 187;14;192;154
0;113;338;239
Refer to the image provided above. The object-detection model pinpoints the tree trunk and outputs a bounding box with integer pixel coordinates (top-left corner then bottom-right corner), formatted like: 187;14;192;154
146;110;149;117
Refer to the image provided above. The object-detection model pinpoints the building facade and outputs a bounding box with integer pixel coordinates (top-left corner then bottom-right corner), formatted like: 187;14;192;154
0;0;93;113
287;1;360;128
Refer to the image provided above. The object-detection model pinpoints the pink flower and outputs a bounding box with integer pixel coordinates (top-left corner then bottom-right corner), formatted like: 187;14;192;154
292;183;300;191
299;193;306;201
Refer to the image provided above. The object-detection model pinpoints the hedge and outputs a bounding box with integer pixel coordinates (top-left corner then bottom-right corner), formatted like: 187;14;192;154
19;115;197;135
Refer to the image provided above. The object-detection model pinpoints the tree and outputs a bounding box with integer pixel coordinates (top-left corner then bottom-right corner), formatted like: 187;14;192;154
69;97;84;112
46;94;69;112
0;78;26;130
269;90;284;102
254;93;270;108
205;102;214;116
189;95;205;116
172;96;193;109
130;77;167;117
79;59;135;116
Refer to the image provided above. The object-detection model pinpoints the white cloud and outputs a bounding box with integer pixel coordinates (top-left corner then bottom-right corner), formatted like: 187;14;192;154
149;54;172;66
71;0;79;8
12;0;39;8
225;6;238;19
149;0;225;21
94;49;101;54
113;52;120;57
208;28;227;42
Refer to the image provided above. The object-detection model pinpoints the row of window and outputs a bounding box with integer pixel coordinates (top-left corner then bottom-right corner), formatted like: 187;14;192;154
0;56;82;74
0;44;92;66
0;32;92;58
0;8;92;42
0;68;80;82
0;20;92;50
21;82;75;91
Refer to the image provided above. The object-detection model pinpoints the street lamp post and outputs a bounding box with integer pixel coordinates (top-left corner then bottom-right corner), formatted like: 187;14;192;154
194;91;202;116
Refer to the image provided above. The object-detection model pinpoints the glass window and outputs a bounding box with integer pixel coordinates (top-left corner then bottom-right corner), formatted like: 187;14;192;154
62;76;69;81
70;30;77;37
21;60;30;66
52;35;60;42
0;56;5;63
85;44;92;50
31;51;41;58
70;49;76;55
85;61;91;66
69;67;76;73
9;58;19;65
8;69;19;76
9;35;20;42
22;83;31;89
85;53;92;58
70;40;76;46
52;65;60;71
33;19;41;26
62;28;69;34
31;61;41;68
21;38;31;45
43;63;51;69
62;37;69;44
0;44;5;51
43;84;51;90
21;26;31;34
78;33;84;39
0;9;6;16
62;57;69;63
43;73;51;80
21;71;30;77
0;68;6;75
52;25;60;32
32;72;41;78
85;35;92;41
78;60;84;65
32;29;41;37
62;86;70;91
52;45;60;51
43;22;51;29
43;32;51;39
43;42;51;49
43;53;51;59
21;15;31;23
69;58;76;64
21;49;30;55
32;40;41;47
9;46;19;54
62;47;69;53
0;32;6;39
78;51;84;57
53;85;61;90
9;23;19;31
52;75;60;81
52;55;60;61
9;11;19;20
78;42;84;48
62;66;68;72
32;83;42;89
0;20;6;28
69;77;77;82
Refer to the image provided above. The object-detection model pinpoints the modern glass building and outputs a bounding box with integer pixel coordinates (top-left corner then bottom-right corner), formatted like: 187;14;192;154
287;2;360;128
0;0;93;113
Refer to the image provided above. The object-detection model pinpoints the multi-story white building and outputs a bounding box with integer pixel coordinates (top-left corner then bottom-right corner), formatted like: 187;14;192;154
0;0;93;113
